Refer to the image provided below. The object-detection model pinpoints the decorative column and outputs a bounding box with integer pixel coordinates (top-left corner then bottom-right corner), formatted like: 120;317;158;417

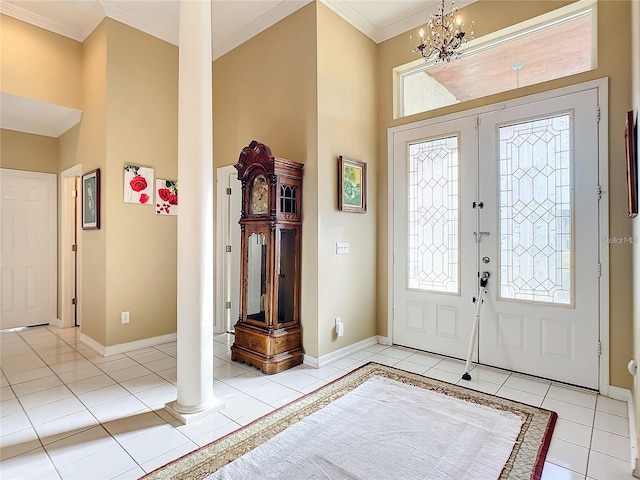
165;0;223;423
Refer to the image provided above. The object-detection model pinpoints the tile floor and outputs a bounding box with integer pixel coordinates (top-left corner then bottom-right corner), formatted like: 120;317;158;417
0;326;634;480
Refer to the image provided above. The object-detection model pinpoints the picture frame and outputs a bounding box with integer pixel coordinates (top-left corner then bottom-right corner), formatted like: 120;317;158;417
338;156;367;213
626;110;638;218
82;168;100;230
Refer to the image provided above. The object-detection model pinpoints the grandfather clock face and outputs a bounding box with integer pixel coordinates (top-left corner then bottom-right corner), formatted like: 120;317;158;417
250;174;269;214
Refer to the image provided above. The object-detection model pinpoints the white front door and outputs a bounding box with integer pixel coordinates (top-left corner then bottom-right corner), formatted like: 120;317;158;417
392;87;602;389
392;116;478;358
477;89;600;389
1;169;57;330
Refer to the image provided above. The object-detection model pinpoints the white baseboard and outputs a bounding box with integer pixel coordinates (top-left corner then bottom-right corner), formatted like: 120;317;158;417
79;332;177;357
79;333;106;356
377;335;391;346
52;318;64;328
609;385;637;471
303;336;380;368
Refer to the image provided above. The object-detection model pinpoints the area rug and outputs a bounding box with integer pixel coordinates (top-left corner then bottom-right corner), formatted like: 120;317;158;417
143;363;556;480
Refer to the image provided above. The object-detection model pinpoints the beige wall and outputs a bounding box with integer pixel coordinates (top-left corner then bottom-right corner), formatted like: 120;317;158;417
0;129;59;172
1;1;635;387
631;0;640;458
376;0;634;389
76;22;108;344
103;19;179;345
0;14;82;109
316;3;378;356
212;4;320;355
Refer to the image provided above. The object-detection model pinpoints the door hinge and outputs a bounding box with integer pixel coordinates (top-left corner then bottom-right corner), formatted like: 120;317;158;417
596;106;601;123
225;245;231;253
596;185;602;200
71;190;78;198
225;301;231;309
71;298;77;305
597;263;601;278
72;244;77;252
597;341;602;356
226;187;232;195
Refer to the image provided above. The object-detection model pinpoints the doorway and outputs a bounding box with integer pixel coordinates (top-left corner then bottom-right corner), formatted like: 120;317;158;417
390;81;608;390
61;164;82;329
216;165;242;334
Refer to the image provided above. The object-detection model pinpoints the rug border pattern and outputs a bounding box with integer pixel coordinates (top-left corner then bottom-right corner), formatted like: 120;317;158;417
142;362;557;480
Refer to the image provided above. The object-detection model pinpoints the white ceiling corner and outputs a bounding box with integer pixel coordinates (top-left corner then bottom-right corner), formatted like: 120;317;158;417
320;0;381;43
213;0;313;60
102;0;179;46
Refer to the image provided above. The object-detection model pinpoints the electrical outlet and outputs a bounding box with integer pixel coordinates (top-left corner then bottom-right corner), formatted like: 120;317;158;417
121;311;130;324
336;243;350;254
335;317;343;337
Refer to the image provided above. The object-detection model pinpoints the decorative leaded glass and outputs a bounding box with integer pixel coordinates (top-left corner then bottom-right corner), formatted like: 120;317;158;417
498;114;572;305
407;135;459;293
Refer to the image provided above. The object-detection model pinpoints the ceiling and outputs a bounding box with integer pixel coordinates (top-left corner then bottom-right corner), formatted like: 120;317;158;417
0;0;477;137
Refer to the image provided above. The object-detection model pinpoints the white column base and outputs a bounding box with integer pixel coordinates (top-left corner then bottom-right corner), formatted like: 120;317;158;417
164;398;225;425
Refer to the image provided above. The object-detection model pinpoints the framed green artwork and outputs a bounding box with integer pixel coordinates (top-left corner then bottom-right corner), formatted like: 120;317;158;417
338;156;367;213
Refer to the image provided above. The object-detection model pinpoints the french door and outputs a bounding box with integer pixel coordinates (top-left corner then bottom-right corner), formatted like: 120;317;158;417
392;88;602;389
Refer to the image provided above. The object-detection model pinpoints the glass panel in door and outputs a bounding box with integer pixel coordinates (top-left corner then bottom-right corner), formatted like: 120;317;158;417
393;116;478;359
478;89;600;389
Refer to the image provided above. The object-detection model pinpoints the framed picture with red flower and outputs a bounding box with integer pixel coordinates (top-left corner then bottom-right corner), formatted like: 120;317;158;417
82;169;100;230
155;179;178;215
123;164;154;204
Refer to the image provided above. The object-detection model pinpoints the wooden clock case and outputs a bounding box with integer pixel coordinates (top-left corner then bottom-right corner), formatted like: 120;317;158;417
230;141;304;374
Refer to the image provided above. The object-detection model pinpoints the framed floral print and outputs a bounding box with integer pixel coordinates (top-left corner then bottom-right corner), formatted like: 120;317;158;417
155;179;178;215
124;164;154;204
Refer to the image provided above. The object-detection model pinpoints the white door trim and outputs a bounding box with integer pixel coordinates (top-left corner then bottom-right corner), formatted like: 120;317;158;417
215;165;241;334
387;78;610;393
60;164;82;329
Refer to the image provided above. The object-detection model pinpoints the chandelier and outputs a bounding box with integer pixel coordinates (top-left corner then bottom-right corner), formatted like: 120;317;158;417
414;0;474;63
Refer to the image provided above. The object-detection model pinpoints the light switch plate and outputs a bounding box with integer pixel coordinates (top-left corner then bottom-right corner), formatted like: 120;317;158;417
336;242;349;254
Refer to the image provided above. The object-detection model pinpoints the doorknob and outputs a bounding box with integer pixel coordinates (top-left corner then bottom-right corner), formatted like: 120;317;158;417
482;256;490;264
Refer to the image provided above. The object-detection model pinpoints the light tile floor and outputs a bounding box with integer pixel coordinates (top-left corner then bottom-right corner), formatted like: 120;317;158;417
0;326;634;480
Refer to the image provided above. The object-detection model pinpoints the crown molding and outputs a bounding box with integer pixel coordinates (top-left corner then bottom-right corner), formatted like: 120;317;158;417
78;1;107;41
320;0;478;45
213;0;312;60
102;0;178;46
0;1;87;41
319;0;381;43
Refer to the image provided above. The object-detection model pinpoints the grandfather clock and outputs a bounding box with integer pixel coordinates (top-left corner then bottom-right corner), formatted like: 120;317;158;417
230;141;304;374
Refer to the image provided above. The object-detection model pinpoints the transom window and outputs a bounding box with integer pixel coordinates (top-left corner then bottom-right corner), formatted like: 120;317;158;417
395;1;596;118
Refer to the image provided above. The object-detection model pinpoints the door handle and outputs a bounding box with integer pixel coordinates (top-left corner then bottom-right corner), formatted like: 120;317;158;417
473;231;491;243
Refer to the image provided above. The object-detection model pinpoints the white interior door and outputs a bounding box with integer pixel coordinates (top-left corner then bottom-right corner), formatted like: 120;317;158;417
477;89;600;389
1;169;57;330
216;166;241;334
393;117;478;358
